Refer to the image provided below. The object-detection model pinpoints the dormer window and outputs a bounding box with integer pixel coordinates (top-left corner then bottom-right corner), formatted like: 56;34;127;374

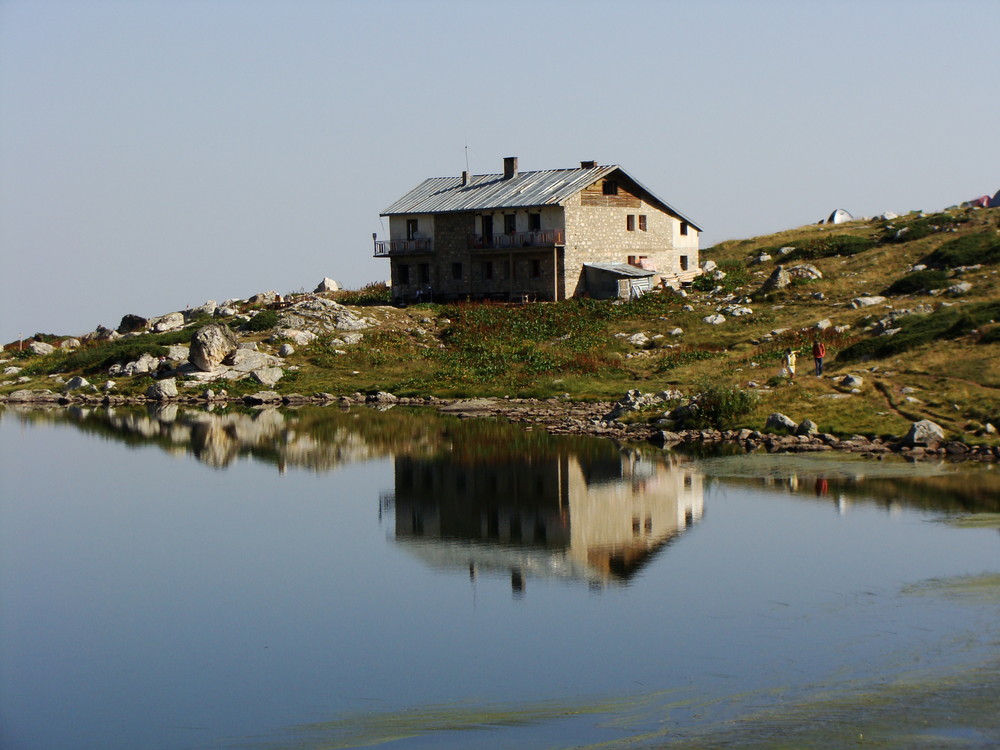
602;181;619;196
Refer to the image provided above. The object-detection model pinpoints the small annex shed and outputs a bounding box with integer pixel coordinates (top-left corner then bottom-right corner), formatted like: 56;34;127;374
583;262;657;300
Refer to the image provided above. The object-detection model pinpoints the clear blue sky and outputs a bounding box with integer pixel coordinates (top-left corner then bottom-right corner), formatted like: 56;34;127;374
2;0;998;341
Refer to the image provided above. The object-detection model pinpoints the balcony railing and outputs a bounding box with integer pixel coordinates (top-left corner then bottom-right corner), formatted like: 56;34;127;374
468;229;565;250
373;238;432;257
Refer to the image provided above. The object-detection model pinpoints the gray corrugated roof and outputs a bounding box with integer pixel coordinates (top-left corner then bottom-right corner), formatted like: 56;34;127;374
380;164;702;230
584;262;657;277
381;166;615;215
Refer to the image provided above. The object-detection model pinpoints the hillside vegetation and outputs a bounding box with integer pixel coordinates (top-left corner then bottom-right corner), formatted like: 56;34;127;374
3;206;998;442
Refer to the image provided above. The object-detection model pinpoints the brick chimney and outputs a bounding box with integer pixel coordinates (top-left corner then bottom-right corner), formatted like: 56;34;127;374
580;160;597;168
503;156;518;179
461;170;470;186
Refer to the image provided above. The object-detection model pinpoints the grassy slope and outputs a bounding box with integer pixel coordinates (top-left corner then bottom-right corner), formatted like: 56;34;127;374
3;207;998;441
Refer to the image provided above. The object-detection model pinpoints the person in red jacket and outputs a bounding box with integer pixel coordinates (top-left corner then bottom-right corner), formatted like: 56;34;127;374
812;338;827;376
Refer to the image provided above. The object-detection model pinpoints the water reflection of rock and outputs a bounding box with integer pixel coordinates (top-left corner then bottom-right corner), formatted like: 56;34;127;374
33;405;389;471
388;450;704;590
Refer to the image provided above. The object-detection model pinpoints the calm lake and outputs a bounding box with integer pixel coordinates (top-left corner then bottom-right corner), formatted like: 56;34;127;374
1;404;998;749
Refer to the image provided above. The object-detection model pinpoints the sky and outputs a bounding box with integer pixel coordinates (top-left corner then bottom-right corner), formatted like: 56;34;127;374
1;0;998;342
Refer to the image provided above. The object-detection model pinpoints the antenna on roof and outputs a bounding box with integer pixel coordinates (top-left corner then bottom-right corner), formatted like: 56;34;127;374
464;141;470;174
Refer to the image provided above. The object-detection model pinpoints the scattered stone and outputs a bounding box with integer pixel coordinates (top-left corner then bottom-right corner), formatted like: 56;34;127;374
146;378;178;400
795;419;819;436
187;301;218;319
189;324;239;372
250;367;283;386
758;265;791;294
243;390;281;405
700;260;718;273
814;319;832;331
753;253;772;264
778;246;795;255
903;419;945;446
765;413;797;432
628;332;650;347
117;314;150;334
315;277;340;292
278;344;295;357
152;312;185;332
63;376;90;392
787;264;823;280
947;281;972;296
60;338;81;349
669;327;684;336
703;314;726;325
249;291;280;305
839;374;864;389
850;296;887;309
29;340;56;356
366;391;398;404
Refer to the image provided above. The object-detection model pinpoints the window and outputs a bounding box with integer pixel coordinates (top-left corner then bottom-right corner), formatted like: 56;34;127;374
397;264;410;285
406;219;419;241
602;180;618;195
417;263;430;284
530;259;541;278
680;255;689;271
482;260;493;280
626;214;636;232
528;212;541;232
451;262;462;280
680;221;689;236
504;213;517;235
638;214;647;231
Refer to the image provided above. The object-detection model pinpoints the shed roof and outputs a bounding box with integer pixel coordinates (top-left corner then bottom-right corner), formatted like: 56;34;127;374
584;262;657;278
381;164;702;230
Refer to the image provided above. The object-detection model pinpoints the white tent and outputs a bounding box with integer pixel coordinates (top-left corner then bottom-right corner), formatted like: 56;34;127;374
826;208;853;224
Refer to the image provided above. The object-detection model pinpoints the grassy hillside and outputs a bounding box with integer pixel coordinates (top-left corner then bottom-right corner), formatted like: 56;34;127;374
3;206;998;442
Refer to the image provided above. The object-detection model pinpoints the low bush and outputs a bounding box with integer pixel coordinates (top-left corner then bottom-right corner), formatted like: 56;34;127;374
879;212;968;244
922;231;1000;268
779;235;876;262
836;300;1000;362
244;310;279;332
684;382;760;429
337;282;392;306
690;260;751;293
883;269;950;296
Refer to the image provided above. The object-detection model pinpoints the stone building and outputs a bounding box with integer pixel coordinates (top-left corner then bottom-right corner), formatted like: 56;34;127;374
376;157;702;303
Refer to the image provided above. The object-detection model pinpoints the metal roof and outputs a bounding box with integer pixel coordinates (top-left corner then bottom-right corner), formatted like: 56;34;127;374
584;262;657;278
381;164;702;230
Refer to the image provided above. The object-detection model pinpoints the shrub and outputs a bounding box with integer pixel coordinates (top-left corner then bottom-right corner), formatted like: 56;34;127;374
779;235;876;262
837;300;1000;362
684;382;759;429
244;310;279;332
879;212;968;244
337;282;392;306
690;260;751;293
883;269;950;296
922;232;1000;268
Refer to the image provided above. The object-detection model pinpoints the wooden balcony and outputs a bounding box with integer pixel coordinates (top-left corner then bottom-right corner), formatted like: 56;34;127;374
468;229;565;250
373;238;432;257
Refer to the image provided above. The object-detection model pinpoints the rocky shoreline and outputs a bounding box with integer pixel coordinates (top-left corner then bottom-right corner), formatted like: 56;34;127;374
3;387;997;462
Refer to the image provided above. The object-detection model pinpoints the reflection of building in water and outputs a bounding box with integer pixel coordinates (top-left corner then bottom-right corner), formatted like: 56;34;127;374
390;450;703;589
